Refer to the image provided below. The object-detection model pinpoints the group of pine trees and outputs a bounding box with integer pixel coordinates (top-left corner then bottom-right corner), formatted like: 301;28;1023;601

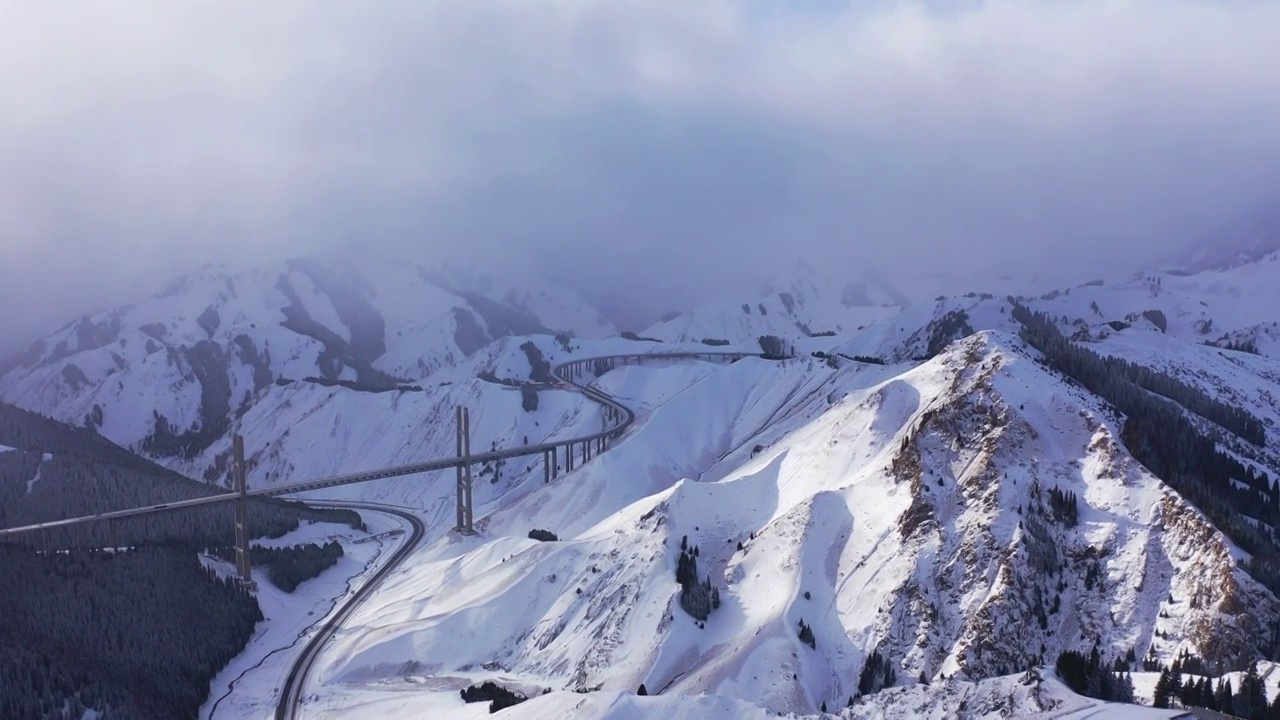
0;546;261;719
857;649;897;696
460;681;528;713
519;340;553;382
925;309;976;358
1046;486;1079;528
1054;649;1135;704
675;536;721;623
797;619;816;649
1152;661;1280;718
758;335;794;360
1012;303;1280;597
207;541;344;592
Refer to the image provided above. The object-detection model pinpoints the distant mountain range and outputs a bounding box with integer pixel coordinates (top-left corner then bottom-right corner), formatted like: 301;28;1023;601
3;224;1280;718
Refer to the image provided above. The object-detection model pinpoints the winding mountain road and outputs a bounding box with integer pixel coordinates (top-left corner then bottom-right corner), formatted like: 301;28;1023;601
275;502;424;720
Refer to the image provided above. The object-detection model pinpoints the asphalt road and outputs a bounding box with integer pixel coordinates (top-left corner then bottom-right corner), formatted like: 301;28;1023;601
275;502;425;720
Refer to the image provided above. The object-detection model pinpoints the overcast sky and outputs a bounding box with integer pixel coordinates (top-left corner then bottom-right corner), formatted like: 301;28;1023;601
2;0;1279;348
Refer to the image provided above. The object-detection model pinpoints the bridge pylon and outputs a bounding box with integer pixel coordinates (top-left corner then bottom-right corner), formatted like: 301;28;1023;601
544;448;558;484
232;434;257;591
455;407;475;535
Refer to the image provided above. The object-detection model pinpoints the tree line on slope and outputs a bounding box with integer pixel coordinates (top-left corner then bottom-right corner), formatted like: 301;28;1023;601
0;402;364;717
0;545;261;720
1014;305;1265;445
1152;659;1280;718
207;541;343;592
1055;648;1136;704
1012;303;1280;599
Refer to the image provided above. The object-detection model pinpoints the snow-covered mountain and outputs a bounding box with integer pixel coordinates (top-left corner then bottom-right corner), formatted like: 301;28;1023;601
0;253;614;481
284;328;1278;718
642;261;902;345
5;235;1280;719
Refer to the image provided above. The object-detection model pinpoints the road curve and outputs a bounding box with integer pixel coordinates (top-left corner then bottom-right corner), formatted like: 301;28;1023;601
276;502;425;720
0;351;757;538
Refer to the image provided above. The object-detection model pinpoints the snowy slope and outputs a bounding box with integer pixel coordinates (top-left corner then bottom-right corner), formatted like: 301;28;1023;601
300;675;1184;720
0;254;616;479
837;671;1183;720
182;334;754;498
285;335;1278;718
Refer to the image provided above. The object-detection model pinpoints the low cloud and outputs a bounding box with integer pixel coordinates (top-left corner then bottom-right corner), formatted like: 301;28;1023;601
3;1;1279;349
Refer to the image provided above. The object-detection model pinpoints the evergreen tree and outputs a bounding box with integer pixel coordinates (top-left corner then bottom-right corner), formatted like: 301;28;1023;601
1154;670;1172;708
1219;679;1236;716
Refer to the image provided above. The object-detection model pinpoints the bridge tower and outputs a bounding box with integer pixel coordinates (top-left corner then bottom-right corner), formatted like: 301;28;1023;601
455;406;475;534
232;434;257;590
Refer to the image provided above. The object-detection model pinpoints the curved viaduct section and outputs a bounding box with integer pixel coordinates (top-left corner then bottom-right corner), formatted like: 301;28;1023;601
0;351;758;539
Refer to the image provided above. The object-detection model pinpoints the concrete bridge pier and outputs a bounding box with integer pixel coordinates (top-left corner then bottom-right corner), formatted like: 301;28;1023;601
232;434;256;590
108;518;118;549
544;448;558;483
455;407;475;535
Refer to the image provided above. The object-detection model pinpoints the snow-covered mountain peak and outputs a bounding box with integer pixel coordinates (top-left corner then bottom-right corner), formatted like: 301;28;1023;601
0;253;619;479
